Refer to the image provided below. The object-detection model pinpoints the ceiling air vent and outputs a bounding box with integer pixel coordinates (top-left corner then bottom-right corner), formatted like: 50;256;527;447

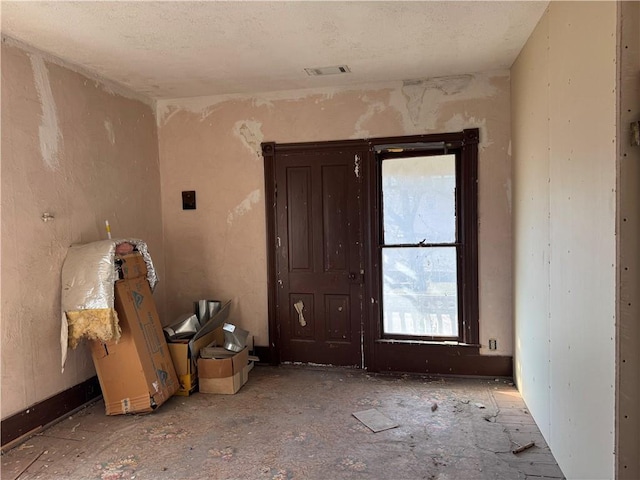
304;65;351;76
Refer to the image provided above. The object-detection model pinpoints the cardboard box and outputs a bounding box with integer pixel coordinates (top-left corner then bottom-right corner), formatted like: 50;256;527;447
118;253;148;280
168;327;223;396
90;267;179;415
166;300;232;396
198;347;250;394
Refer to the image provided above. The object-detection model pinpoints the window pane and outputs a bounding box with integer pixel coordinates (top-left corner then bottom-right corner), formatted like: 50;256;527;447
382;155;456;244
382;247;458;337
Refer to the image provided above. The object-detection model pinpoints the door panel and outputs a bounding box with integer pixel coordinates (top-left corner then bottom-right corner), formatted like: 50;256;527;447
275;149;363;366
287;167;313;271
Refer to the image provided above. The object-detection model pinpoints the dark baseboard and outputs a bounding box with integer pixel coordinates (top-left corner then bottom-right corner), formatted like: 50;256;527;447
372;342;513;377
253;346;274;365
257;342;511;377
1;376;101;448
374;355;513;377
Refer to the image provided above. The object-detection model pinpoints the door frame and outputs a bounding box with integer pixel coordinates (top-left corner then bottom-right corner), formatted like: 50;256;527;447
263;131;512;376
262;139;370;366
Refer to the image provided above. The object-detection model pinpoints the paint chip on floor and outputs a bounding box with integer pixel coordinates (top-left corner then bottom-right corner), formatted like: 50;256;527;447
352;408;398;433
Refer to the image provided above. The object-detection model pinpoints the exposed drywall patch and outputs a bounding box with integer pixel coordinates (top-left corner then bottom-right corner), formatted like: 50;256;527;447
444;114;489;145
156;80;402;127
400;81;428;127
402;75;472;127
227;189;261;225
157;104;181;127
418;75;474;95
156;101;223;127
351;98;386;138
396;72;503;131
104;118;116;145
253;97;274;109
30;53;61;170
233;120;264;158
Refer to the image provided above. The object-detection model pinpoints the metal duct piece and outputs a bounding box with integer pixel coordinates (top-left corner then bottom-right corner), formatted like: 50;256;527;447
208;300;221;319
195;300;209;324
163;313;201;340
223;323;249;353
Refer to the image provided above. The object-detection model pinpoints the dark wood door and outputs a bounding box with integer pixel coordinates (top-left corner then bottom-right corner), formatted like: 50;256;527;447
273;147;365;366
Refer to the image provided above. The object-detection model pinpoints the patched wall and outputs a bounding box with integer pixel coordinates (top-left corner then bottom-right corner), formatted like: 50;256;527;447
1;41;164;419
157;71;513;356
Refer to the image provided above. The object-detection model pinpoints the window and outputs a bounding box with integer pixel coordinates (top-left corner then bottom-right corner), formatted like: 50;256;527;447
374;130;479;345
381;154;459;338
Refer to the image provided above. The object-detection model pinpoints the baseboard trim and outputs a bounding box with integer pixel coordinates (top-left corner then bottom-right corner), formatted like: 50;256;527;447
254;346;274;365
1;376;101;449
373;344;513;377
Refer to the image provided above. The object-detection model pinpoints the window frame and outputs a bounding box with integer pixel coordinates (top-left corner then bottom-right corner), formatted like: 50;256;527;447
367;129;479;347
379;150;462;341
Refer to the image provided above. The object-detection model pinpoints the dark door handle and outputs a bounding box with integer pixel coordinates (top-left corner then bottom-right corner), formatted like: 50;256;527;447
348;272;357;280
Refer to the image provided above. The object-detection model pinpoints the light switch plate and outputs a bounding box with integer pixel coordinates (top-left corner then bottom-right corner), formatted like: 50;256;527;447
182;191;196;210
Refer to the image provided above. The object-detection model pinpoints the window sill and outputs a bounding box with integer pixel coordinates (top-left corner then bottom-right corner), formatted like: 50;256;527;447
375;338;480;348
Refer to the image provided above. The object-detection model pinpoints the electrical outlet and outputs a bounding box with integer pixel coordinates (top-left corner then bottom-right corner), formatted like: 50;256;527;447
489;338;497;350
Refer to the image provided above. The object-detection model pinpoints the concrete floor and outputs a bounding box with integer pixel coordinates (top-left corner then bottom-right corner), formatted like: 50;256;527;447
2;366;564;480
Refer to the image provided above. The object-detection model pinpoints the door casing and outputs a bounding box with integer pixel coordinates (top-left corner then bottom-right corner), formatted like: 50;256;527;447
263;130;513;376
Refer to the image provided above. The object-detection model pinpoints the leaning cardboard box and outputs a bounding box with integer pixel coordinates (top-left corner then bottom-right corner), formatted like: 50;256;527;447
198;347;251;394
90;253;179;414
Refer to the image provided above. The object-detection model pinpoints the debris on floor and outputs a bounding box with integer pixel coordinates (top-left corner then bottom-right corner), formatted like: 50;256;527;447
338;457;367;472
208;446;235;461
146;424;187;440
352;408;398;432
483;412;498;423
1;369;565;480
512;441;536;454
94;455;138;480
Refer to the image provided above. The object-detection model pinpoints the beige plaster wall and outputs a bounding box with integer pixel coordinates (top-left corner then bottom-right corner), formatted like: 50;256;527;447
512;3;617;478
157;71;513;356
1;40;164;419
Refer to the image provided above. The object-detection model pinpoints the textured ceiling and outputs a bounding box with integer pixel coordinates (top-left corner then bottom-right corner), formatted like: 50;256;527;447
1;1;548;100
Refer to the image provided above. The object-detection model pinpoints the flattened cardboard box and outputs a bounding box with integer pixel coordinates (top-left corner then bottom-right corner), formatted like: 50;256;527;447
167;328;224;396
198;347;249;395
90;275;178;415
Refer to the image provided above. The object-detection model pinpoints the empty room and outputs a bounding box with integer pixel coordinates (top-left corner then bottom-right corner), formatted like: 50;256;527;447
1;2;638;479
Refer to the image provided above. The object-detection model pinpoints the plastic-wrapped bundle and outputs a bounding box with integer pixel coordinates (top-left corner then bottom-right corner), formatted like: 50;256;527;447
60;238;158;370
